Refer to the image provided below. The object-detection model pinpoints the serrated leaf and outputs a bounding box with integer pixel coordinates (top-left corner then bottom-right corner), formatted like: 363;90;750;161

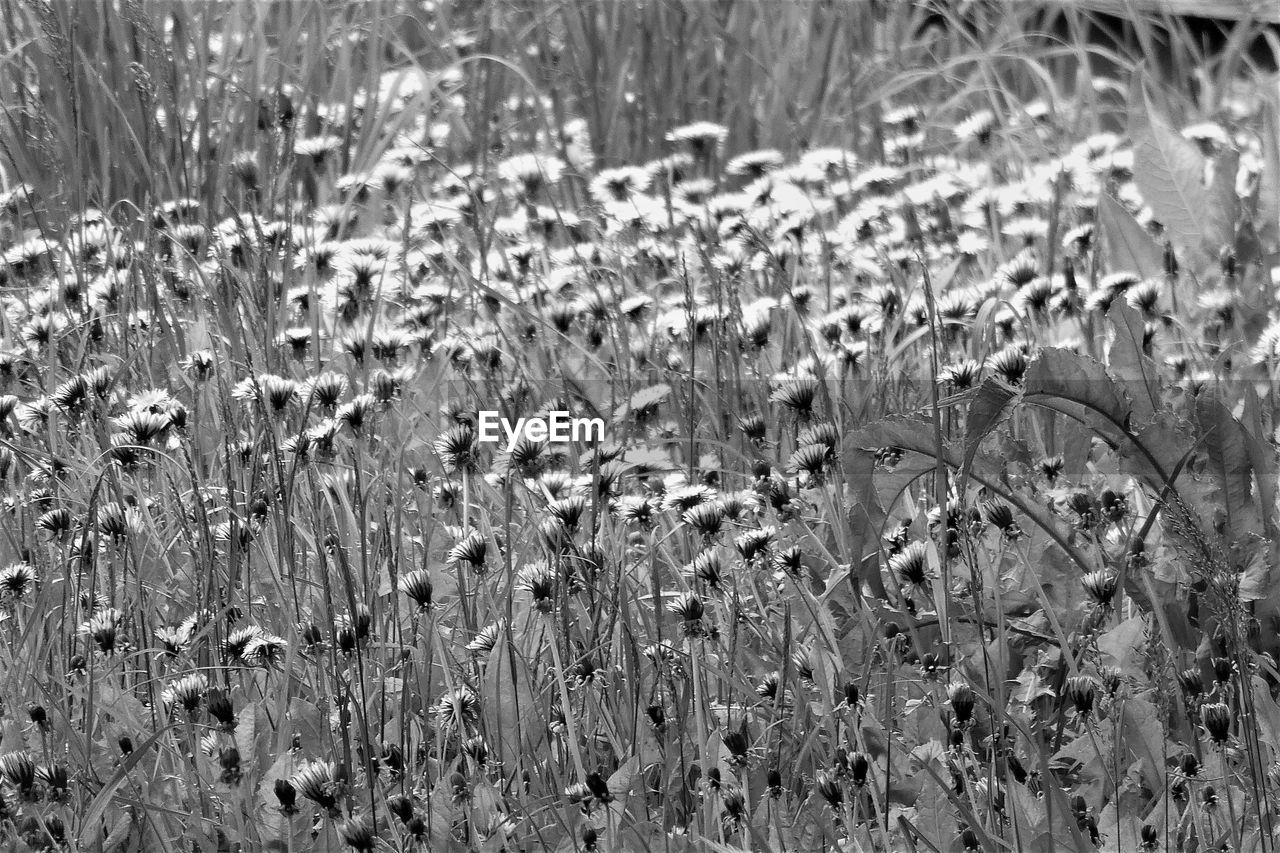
1098;192;1164;279
1023;348;1132;448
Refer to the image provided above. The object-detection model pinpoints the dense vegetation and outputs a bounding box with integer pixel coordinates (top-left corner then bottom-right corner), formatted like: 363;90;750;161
0;1;1279;851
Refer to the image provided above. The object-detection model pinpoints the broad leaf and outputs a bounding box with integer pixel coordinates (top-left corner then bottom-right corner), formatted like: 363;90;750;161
1120;696;1165;789
1106;300;1161;424
1260;98;1280;245
484;634;541;762
961;377;1018;484
903;756;959;851
1098;192;1163;279
850;415;1098;576
1131;85;1226;258
1023;348;1132;448
1208;147;1241;255
1194;395;1262;546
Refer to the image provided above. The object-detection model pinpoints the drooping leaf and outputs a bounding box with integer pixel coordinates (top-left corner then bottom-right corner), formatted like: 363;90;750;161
606;756;641;810
1129;411;1195;488
1023;348;1132;448
841;440;925;599
1098;192;1164;279
850;415;1098;576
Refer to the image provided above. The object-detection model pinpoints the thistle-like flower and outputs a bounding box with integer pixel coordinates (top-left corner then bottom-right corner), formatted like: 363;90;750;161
0;562;37;600
304;372;349;411
814;770;843;807
788;443;832;484
683;502;725;538
1064;674;1098;718
290;761;341;814
686;549;725;588
889;541;930;588
434;423;478;473
770;378;820;421
466;621;503;658
734;527;775;565
162;673;208;716
666;122;728;159
986;347;1028;386
671;591;706;637
512;557;556;607
449;530;488;572
399;569;434;610
0;752;37;798
435;686;481;734
1081;570;1118;608
336;393;377;434
1200;701;1233;745
339;814;377;852
81;608;125;655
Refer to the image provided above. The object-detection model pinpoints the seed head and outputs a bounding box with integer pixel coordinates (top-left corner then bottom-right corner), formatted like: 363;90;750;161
947;682;976;724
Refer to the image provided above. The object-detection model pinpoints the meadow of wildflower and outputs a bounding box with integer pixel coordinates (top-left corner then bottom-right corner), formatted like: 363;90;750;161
0;0;1279;851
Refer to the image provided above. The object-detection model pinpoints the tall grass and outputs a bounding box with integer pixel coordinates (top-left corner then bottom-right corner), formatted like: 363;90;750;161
8;0;1273;214
0;2;1277;852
